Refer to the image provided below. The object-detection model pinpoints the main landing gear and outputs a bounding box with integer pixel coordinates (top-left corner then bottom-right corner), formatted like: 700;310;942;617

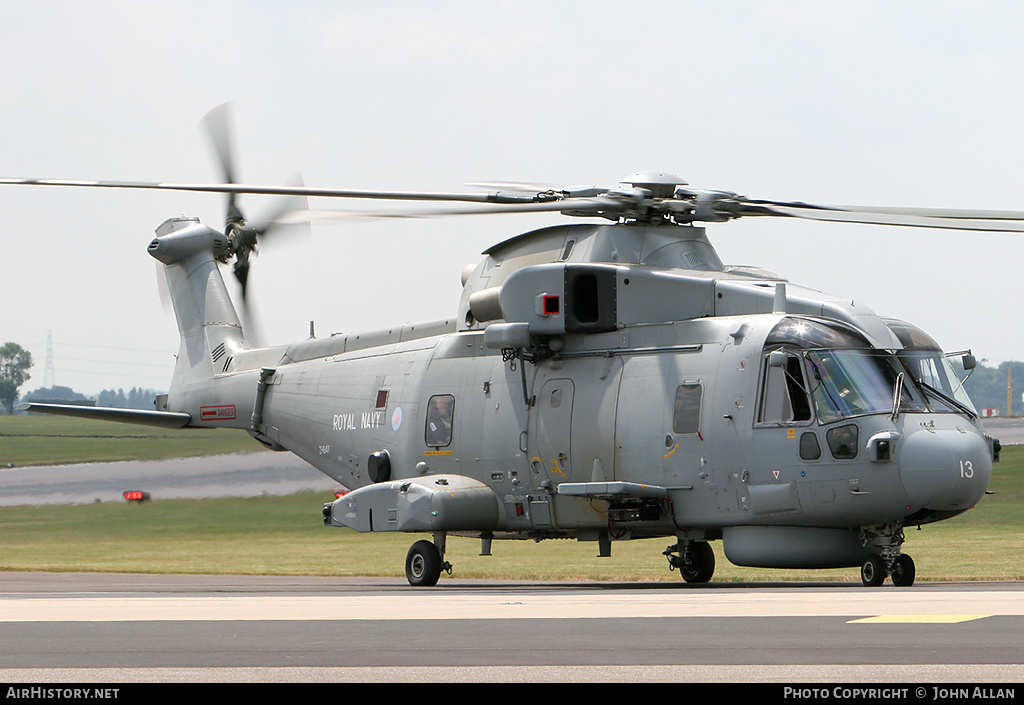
405;532;453;586
664;540;716;583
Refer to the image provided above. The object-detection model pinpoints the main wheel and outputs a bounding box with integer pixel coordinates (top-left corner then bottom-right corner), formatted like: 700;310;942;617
679;541;716;583
405;540;443;586
860;555;886;587
890;554;916;587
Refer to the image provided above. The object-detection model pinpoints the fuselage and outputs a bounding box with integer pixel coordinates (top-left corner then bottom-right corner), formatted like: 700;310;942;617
154;217;996;570
248;311;992;536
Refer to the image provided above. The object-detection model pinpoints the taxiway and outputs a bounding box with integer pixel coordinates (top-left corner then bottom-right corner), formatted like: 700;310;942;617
0;572;1021;682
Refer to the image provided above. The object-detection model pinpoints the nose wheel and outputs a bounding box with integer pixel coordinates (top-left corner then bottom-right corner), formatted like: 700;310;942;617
860;523;915;587
890;554;916;587
860;553;915;587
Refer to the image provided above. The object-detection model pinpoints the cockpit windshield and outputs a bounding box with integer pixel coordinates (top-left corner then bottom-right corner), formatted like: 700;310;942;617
896;350;978;415
885;318;979;416
759;317;973;425
804;349;927;423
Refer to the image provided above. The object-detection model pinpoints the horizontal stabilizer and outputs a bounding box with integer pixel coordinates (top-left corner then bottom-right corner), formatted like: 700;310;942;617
16;402;192;429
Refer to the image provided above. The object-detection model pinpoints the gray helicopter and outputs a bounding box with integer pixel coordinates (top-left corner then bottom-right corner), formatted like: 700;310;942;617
11;108;1013;588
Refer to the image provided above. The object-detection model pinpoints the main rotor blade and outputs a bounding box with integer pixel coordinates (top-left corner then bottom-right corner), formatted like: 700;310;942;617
466;180;558;192
742;199;1024;221
467;181;610;198
11;171;1024;233
0;177;547;205
735;200;1024;232
272;196;626;223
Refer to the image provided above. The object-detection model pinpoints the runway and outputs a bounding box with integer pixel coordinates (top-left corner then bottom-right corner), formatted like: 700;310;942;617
0;452;336;506
0;573;1021;683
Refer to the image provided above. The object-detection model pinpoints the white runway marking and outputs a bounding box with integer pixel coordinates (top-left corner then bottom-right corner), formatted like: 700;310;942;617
2;587;1021;622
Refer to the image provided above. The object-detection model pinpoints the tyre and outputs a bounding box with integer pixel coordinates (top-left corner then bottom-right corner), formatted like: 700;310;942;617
405;540;442;587
860;555;886;587
679;541;716;583
891;554;916;587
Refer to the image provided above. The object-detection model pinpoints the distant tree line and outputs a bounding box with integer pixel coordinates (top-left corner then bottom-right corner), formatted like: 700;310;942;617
1;342;33;414
1;340;169;415
958;360;1024;416
93;387;162;410
12;385;163;412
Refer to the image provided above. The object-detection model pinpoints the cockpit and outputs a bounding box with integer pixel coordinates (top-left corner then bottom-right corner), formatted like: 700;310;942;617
758;316;977;427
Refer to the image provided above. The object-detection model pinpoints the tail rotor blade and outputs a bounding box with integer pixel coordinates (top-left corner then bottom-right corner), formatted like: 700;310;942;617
202;103;244;224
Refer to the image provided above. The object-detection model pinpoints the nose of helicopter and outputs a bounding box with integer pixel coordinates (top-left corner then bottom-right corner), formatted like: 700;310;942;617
898;427;992;512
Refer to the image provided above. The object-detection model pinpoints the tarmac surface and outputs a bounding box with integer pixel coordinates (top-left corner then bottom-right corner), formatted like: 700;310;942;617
977;415;1024;445
0;451;337;506
0;573;1021;683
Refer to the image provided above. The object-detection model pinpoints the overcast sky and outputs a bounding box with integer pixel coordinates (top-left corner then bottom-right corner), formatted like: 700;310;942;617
4;1;1024;396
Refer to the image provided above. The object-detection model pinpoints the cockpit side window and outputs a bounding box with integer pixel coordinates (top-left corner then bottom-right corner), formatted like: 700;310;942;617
758;351;813;425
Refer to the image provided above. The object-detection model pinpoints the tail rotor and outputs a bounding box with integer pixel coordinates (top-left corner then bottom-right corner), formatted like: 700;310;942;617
200;104;309;319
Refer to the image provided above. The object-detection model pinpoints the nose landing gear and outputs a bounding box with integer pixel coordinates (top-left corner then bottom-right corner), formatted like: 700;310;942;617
859;524;915;587
860;553;916;586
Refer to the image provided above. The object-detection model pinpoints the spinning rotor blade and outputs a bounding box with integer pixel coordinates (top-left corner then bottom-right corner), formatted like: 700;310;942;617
731;199;1024;232
276;196;627;224
253;184;311;243
0;177;548;205
466;180;559;193
10;145;1024;234
197;105;311;347
466;181;609;199
202;103;243;223
805;204;1024;221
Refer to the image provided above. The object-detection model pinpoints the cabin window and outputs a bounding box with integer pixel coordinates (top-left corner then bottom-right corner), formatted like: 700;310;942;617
672;384;702;434
425;394;455;447
759;351;813;425
550;388;563;408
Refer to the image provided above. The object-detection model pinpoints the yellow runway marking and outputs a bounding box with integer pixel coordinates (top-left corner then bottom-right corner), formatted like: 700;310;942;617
848;614;991;624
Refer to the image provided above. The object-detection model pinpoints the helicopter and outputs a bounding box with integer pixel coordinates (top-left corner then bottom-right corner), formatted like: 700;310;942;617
10;107;1012;588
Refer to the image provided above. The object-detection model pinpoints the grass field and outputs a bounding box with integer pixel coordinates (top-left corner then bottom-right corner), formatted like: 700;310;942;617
0;414;266;466
0;415;1020;582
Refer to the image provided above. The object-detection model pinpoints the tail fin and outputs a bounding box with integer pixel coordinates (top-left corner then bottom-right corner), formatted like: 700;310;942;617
148;217;248;387
21;217;252;430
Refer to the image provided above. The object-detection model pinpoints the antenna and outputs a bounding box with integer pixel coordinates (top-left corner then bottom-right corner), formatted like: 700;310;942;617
43;331;55;388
